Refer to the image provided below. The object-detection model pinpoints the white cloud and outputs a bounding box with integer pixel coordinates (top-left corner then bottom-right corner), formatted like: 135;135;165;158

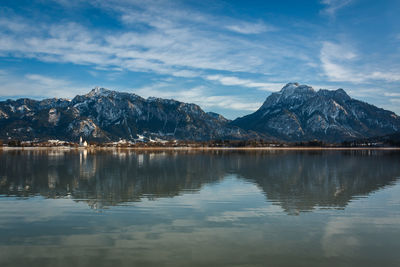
0;17;30;32
320;41;363;83
0;70;88;99
225;21;274;34
171;70;202;78
384;92;400;97
321;0;353;16
0;1;320;83
370;72;400;82
25;74;69;88
205;75;284;92
206;75;251;86
320;41;400;84
346;88;384;97
110;0;274;35
134;85;262;112
0;16;271;76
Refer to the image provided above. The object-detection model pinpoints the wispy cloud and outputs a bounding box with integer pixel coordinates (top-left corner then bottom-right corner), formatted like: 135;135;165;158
0;70;88;99
0;16;271;77
25;74;68;88
171;70;202;78
384;92;400;97
0;1;317;83
320;41;400;83
205;75;284;91
110;0;274;35
225;21;274;34
134;85;262;112
320;41;363;83
320;0;353;16
370;72;400;82
347;88;384;97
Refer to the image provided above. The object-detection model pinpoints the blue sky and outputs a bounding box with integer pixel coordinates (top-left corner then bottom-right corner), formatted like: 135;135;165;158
0;0;399;119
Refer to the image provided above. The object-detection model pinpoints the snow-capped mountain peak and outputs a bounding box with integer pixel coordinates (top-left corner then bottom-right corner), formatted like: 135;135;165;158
279;82;315;95
232;83;400;142
86;87;112;97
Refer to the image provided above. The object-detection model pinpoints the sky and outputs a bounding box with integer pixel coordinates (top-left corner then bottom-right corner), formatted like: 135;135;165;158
0;0;399;119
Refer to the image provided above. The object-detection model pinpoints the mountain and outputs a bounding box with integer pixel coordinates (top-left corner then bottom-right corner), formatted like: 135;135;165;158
232;83;400;142
1;84;399;143
0;87;252;142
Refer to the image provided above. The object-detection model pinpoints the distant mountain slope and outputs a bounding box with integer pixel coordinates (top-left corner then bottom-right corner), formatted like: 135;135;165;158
231;83;400;142
0;87;252;142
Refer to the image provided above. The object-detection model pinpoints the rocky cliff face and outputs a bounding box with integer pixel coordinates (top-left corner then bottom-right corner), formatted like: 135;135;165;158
0;87;250;142
232;83;400;142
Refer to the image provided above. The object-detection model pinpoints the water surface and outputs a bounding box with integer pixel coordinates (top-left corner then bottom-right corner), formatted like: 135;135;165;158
0;149;399;266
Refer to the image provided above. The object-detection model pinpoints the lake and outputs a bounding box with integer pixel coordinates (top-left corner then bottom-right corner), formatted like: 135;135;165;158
0;149;399;267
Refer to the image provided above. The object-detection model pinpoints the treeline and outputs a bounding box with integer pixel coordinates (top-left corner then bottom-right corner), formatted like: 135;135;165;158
2;140;77;147
1;137;399;148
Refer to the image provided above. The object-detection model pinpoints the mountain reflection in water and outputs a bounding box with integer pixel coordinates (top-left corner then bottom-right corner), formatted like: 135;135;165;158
1;149;399;214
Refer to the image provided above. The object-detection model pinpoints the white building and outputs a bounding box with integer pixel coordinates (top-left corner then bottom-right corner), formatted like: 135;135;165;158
79;137;88;147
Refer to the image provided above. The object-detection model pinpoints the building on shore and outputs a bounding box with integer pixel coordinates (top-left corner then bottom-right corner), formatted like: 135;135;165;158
79;137;88;147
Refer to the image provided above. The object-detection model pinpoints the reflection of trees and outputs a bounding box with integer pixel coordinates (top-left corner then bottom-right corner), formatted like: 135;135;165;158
0;150;399;213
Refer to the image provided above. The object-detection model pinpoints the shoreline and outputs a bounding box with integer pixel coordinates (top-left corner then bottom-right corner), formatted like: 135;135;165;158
1;146;400;151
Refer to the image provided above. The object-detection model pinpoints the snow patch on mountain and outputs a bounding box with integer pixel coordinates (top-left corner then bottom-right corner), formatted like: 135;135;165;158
48;108;60;125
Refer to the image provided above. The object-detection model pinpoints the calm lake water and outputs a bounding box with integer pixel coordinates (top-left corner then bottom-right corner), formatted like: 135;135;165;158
0;149;399;267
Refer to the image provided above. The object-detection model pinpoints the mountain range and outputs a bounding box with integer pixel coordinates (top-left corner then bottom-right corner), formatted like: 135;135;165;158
1;83;399;143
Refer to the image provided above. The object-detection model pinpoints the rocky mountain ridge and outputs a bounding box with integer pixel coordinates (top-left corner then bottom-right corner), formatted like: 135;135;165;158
0;87;253;142
232;83;400;142
1;83;399;143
